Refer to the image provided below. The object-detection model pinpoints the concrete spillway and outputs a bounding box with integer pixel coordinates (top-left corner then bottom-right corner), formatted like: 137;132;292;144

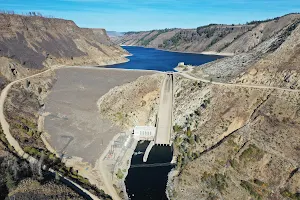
143;141;155;162
154;73;173;145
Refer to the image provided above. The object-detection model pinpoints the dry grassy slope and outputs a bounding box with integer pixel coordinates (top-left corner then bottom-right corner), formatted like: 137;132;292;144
4;69;55;151
97;74;164;130
9;178;85;200
190;16;300;83
232;21;300;89
0;13;128;81
170;74;300;200
168;13;300;200
0;139;84;200
92;28;113;45
114;14;300;55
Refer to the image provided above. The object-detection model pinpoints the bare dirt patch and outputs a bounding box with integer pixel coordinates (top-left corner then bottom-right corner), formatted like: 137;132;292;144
43;67;156;164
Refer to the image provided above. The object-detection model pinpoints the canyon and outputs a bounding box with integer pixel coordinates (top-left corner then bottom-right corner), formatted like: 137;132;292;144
0;11;300;200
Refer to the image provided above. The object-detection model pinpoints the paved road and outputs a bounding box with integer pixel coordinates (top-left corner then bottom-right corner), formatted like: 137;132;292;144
179;72;300;92
155;74;173;145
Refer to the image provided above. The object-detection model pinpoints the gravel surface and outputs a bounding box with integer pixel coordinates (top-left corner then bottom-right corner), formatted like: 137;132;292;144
44;67;155;164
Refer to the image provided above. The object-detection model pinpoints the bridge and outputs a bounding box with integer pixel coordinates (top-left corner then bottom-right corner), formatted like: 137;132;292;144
130;162;175;168
154;72;173;146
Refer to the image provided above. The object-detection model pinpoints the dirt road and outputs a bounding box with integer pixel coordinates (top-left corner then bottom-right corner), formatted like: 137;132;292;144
179;72;300;92
0;67;56;162
97;133;123;200
0;65;100;200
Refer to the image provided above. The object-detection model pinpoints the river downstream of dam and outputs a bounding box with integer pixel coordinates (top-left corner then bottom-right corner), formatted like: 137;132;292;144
125;142;173;200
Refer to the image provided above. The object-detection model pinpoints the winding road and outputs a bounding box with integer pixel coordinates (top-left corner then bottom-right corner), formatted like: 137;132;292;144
0;65;100;200
0;67;55;162
2;66;299;200
178;71;300;92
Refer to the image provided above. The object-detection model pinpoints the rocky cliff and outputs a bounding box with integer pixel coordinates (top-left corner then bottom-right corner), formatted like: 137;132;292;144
0;13;128;81
114;13;300;56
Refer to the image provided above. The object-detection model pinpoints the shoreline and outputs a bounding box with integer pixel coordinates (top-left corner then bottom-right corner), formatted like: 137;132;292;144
64;65;163;74
200;51;234;56
121;45;233;57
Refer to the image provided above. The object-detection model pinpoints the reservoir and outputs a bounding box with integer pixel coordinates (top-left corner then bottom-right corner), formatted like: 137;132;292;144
107;46;222;71
108;46;221;199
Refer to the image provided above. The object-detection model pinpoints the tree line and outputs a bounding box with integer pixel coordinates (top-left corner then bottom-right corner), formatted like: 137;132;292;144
0;10;55;18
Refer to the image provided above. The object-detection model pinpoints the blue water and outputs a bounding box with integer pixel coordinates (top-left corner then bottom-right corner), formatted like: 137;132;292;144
107;46;222;71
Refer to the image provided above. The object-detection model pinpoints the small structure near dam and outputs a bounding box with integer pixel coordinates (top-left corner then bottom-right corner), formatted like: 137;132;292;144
132;72;174;162
133;126;156;141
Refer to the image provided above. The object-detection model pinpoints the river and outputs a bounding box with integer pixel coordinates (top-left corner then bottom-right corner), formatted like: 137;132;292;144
107;46;222;71
108;46;221;200
126;142;173;200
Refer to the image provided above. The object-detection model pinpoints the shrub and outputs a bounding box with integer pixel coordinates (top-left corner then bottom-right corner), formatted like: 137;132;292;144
201;98;211;109
240;180;262;200
201;172;228;192
174;136;182;146
194;109;201;116
116;169;124;179
24;146;41;157
78;176;90;185
176;155;184;169
240;144;264;163
280;189;300;200
186;127;192;137
173;124;183;132
229;159;239;169
253;179;266;187
5;171;16;190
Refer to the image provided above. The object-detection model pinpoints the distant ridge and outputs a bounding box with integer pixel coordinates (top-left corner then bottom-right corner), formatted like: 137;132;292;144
113;13;300;56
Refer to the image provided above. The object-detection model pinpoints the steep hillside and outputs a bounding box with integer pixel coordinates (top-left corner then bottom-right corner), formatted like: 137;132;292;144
167;13;300;200
0;13;129;200
0;142;85;200
102;13;300;200
114;13;300;55
0;13;128;81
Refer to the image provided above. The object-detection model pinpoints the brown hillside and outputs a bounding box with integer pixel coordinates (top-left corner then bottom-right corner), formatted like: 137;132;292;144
0;13;128;80
114;14;300;55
